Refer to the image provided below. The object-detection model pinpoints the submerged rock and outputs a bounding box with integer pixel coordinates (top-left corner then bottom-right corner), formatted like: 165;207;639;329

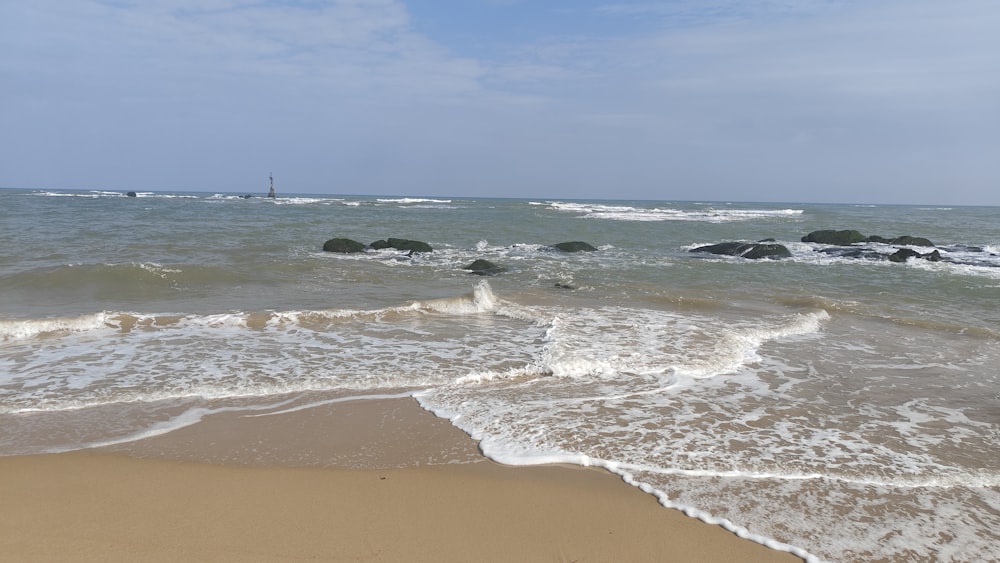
817;247;885;261
804;230;939;264
889;248;942;263
322;238;367;253
891;235;935;247
889;248;921;263
802;230;867;245
463;259;506;276
370;238;433;253
690;242;746;256
690;242;792;260
805;230;935;248
742;243;793;259
552;241;598;252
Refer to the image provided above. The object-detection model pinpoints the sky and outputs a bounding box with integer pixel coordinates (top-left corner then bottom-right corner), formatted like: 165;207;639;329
1;0;998;204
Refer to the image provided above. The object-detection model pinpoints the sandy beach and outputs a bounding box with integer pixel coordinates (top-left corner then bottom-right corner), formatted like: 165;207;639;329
0;397;802;562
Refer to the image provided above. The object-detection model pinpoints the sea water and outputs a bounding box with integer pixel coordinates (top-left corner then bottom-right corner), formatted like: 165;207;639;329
1;188;998;561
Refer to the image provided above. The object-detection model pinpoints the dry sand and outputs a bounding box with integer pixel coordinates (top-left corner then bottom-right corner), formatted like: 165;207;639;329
0;397;802;562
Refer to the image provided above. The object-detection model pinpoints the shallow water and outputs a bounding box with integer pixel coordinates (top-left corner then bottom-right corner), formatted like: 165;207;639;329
2;188;998;561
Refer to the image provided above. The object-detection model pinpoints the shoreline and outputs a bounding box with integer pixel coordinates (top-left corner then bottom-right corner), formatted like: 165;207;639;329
1;397;803;562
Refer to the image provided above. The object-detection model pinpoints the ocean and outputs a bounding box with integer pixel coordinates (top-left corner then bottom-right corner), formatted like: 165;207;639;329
1;187;998;562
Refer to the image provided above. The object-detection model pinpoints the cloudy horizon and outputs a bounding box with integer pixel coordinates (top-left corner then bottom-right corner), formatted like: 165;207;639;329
2;0;998;205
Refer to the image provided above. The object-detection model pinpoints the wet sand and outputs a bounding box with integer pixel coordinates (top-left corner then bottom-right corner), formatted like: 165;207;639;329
0;397;802;562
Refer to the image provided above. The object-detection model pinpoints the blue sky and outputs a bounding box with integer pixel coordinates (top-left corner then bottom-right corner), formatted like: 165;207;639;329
2;0;998;204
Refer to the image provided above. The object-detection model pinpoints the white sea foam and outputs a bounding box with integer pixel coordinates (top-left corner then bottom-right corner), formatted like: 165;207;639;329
906;255;1000;279
412;298;1000;561
415;395;823;562
0;282;552;415
534;306;829;380
412;280;500;315
452;365;549;385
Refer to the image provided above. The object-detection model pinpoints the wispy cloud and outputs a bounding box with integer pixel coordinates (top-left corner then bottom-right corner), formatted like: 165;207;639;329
1;0;998;203
594;0;853;25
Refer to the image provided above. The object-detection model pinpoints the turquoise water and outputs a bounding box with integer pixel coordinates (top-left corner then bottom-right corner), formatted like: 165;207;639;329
2;188;998;561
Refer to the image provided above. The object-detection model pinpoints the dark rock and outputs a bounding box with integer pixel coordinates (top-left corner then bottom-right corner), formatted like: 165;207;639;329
368;238;433;253
391;238;432;253
741;243;793;259
891;235;935;247
690;242;791;260
323;238;367;253
807;231;935;248
552;241;598;252
757;238;776;243
888;248;941;263
818;247;885;260
241;194;253;199
691;242;747;256
802;230;867;245
126;191;137;197
464;259;506;276
889;248;921;263
554;283;576;290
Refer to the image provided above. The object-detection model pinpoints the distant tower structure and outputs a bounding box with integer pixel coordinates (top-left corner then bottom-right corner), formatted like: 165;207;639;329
267;173;276;198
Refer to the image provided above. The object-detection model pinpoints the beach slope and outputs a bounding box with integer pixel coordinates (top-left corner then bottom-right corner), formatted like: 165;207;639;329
0;398;802;562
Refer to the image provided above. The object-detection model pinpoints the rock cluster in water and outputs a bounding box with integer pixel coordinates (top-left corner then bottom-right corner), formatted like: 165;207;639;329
322;238;602;279
802;229;934;247
323;231;979;272
689;241;792;260
322;237;433;254
690;229;949;262
802;229;942;263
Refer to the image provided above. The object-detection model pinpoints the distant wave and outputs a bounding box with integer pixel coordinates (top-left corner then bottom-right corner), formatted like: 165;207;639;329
32;190;151;198
207;194;345;205
538;201;804;222
376;197;453;204
32;190;195;199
